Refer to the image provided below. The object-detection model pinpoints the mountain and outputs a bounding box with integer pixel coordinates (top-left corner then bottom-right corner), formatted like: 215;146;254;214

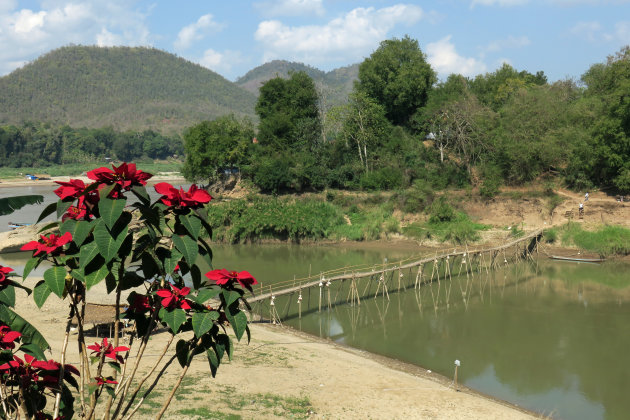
0;46;257;133
236;60;359;108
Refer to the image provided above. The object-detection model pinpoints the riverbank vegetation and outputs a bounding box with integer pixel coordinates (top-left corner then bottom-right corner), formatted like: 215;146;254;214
545;223;630;257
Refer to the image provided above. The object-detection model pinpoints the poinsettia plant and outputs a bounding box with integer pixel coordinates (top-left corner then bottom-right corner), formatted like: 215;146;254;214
0;162;256;419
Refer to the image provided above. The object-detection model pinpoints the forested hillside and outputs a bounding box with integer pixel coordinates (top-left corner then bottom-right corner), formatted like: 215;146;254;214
236;60;358;107
0;46;257;133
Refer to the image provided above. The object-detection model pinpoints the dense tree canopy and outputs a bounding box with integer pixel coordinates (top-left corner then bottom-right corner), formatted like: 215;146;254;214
255;71;322;150
356;36;437;126
182;116;255;184
0;123;182;167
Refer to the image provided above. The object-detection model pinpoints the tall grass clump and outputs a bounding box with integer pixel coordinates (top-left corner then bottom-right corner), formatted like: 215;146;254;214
207;197;344;243
402;198;490;244
560;223;630;256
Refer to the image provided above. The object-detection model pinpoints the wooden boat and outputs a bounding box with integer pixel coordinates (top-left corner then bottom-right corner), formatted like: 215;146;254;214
8;222;31;230
550;255;605;263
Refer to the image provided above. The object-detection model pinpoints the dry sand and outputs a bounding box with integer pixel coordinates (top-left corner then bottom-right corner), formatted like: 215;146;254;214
12;274;537;420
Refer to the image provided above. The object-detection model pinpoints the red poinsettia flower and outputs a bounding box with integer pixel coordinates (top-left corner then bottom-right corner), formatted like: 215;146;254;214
156;285;192;310
154;183;212;208
87;163;152;191
54;178;87;200
127;293;152;314
0;325;21;350
0;354;61;386
205;269;258;292
94;376;118;386
62;203;88;221
0;265;13;287
21;232;73;256
87;337;130;364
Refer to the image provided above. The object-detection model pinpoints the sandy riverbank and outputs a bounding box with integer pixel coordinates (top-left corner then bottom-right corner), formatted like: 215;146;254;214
12;273;538;420
0;174;187;188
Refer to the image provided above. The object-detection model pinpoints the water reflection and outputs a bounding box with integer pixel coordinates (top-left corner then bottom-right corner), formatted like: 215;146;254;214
283;260;630;420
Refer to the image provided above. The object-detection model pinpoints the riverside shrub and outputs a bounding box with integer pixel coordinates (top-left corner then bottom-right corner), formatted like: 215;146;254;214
0;162;256;419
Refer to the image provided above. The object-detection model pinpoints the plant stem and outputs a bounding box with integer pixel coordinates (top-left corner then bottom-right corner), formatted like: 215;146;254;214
122;354;177;420
155;337;202;420
102;288;122;420
115;335;172;419
111;304;160;420
52;300;73;419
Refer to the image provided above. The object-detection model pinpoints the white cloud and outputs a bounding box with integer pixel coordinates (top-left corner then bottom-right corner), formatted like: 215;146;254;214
254;4;423;66
569;21;603;41
256;0;325;17
198;48;243;77
426;36;487;78
0;0;151;75
569;20;630;43
174;14;224;50
483;35;530;53
613;21;630;42
471;0;529;7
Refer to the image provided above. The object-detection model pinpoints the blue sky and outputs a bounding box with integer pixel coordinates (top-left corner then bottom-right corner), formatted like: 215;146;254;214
1;0;629;82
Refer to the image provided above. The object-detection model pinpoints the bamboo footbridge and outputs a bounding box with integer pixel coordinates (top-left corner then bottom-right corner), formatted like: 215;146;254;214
247;229;544;323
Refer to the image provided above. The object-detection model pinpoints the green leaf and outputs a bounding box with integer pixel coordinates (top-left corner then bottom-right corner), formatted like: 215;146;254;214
120;272;145;290
172;235;198;266
141;253;159;279
56;199;73;219
194;288;220;304
190;265;203;290
231;311;248;342
0;285;15;307
33;281;52;308
36;201;57;223
179;214;202;239
131;185;150;205
175;339;189;368
0;195;44;216
79;242;100;269
44;266;67;298
108;362;121;373
206;347;219;378
19;342;47;361
94;222;128;263
192;312;219;338
222;290;241;308
23;257;40;281
158;308;186;333
0;305;49;353
72;220;93;247
84;265;109;290
98;197;127;231
217;334;233;361
162;249;182;275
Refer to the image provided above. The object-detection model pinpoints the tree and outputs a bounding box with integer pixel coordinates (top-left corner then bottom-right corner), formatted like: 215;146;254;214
255;71;321;151
340;91;389;173
182;116;255;184
431;95;495;175
578;46;630;192
356;36;437;126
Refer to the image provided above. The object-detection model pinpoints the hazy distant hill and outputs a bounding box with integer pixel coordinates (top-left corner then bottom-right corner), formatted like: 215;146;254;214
0;46;257;133
236;60;359;107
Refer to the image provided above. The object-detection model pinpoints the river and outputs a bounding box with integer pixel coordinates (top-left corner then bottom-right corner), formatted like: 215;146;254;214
1;185;628;419
214;245;630;420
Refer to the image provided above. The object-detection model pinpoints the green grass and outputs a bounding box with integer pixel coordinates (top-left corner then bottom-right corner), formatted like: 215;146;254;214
559;223;630;256
178;408;241;420
0;161;182;178
403;212;490;244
